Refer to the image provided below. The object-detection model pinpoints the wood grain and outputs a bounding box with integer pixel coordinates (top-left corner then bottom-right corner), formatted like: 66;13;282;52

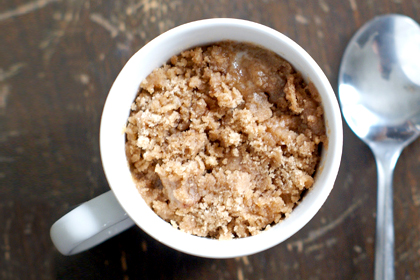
1;0;420;279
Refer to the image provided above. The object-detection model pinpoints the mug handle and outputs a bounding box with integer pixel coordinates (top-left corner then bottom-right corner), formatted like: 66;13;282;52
50;190;135;255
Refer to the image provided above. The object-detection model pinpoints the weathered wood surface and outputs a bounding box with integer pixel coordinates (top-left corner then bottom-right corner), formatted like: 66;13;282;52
1;0;420;279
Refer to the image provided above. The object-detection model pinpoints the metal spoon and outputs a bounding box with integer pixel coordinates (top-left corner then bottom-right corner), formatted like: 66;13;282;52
338;14;420;280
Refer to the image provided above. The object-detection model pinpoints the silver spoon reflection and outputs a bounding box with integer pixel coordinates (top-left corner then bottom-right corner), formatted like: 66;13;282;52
338;14;420;280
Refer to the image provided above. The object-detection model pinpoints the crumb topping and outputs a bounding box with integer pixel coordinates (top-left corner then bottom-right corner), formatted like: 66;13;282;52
125;41;327;240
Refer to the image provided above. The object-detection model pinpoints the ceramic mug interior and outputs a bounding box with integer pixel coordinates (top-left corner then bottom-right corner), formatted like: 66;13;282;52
100;18;343;258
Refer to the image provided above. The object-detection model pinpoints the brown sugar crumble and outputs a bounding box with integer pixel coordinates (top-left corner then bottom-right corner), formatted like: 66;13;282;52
125;41;327;240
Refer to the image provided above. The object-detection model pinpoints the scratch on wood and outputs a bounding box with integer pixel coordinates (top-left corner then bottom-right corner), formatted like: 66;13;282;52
139;31;146;39
398;250;410;262
121;251;128;272
349;0;360;27
314;15;322;26
24;223;32;235
397;237;420;263
158;20;175;34
0;63;26;82
141;240;147;252
237;267;244;280
268;258;277;272
38;31;64;49
0;157;15;163
353;245;362;253
317;30;324;39
3;218;12;261
63;11;75;22
126;0;166;16
39;30;65;61
306;196;365;241
408;172;420;206
0;130;20;142
295;14;309;25
4;237;10;261
314;253;324;261
117;42;130;52
86;170;98;192
353;252;367;264
349;0;361;27
323;64;332;77
287;240;303;252
304;238;336;254
342;173;354;190
75;74;90;85
305;243;325;254
287;196;367;251
318;0;330;12
349;0;358;10
0;0;60;22
325;237;337;247
52;11;61;20
90;13;119;38
158;21;165;33
0;85;10;113
168;1;182;11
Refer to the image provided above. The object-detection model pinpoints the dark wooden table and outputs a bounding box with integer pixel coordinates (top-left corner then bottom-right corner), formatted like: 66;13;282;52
1;0;420;279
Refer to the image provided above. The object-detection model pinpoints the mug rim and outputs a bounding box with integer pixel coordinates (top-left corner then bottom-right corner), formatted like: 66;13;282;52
100;18;343;258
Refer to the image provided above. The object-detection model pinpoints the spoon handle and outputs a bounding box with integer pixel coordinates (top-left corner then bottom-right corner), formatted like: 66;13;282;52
371;144;401;280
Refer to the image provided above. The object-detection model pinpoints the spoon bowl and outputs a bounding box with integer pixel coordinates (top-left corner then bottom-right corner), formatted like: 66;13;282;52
340;14;420;144
338;14;420;280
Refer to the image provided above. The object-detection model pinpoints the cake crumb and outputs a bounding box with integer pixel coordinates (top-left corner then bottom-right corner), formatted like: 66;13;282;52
125;41;326;239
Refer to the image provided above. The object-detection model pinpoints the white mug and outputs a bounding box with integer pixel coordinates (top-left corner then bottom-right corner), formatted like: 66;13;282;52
50;18;343;258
